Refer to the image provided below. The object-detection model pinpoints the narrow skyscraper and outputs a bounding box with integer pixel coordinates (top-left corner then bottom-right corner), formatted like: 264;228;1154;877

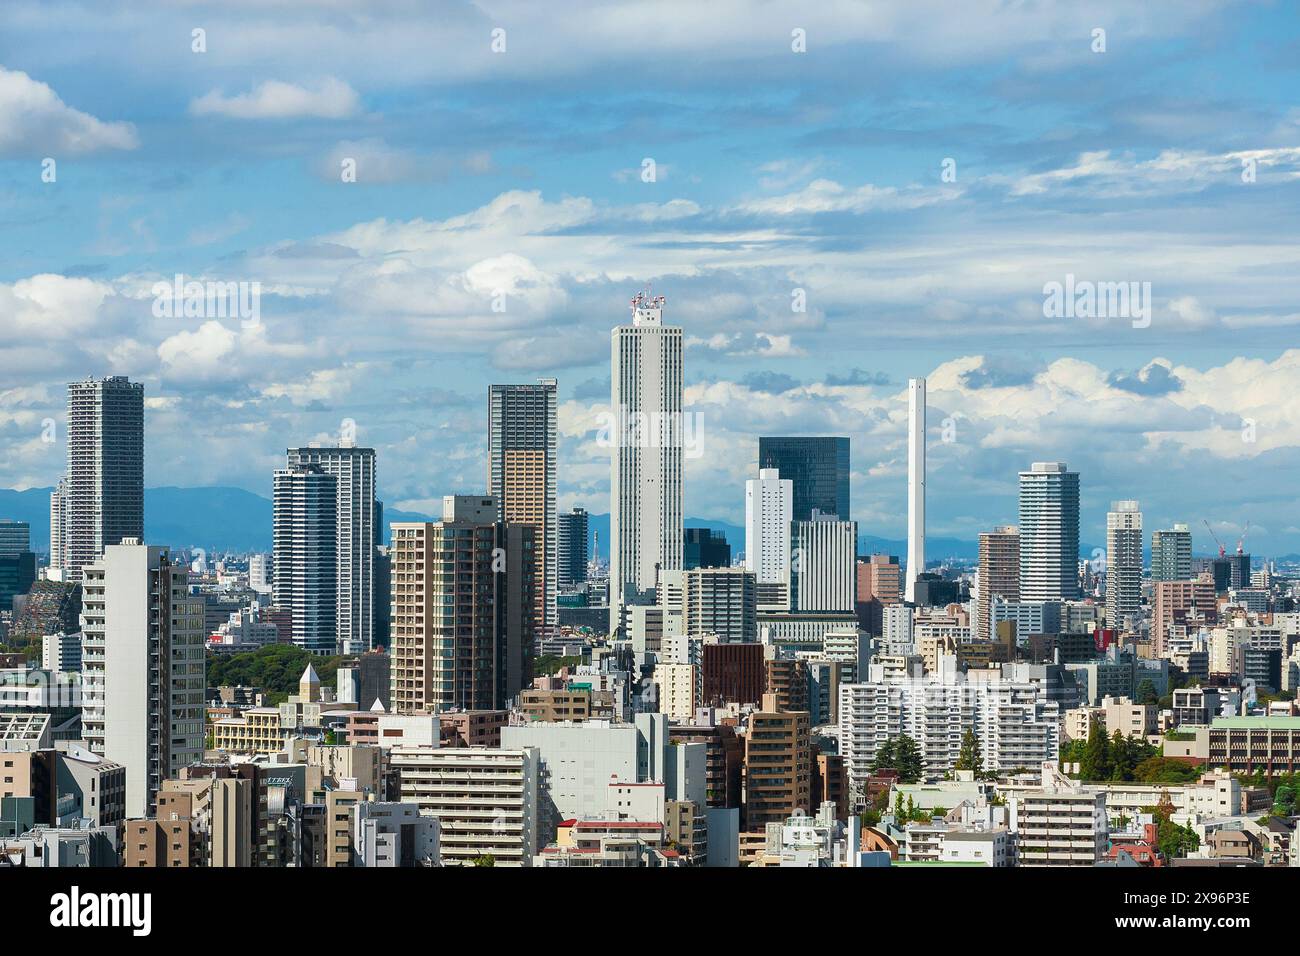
59;376;144;581
977;526;1020;641
1106;500;1143;632
286;443;377;651
557;507;589;588
609;291;683;635
1018;462;1081;602
488;379;558;634
1151;524;1193;581
272;465;338;654
905;378;926;604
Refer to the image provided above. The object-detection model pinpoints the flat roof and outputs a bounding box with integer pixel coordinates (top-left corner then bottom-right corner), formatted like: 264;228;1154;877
1211;716;1300;729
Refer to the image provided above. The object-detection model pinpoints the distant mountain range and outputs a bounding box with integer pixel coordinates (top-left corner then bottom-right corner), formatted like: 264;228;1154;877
0;486;1106;563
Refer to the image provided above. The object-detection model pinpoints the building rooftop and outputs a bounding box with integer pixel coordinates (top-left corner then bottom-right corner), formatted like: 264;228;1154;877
1211;716;1300;729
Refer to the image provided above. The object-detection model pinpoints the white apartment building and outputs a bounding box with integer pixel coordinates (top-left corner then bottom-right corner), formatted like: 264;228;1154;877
389;745;540;866
80;540;206;818
1009;763;1108;866
839;659;1059;791
609;293;684;633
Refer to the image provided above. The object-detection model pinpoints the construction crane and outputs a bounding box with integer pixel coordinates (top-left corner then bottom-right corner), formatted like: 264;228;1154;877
1236;520;1250;555
1203;519;1226;558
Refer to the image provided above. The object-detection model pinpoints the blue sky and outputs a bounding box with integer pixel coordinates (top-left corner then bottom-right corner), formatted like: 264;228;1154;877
1;1;1299;554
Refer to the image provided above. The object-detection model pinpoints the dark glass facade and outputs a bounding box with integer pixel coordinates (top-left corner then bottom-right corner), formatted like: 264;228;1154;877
757;436;850;522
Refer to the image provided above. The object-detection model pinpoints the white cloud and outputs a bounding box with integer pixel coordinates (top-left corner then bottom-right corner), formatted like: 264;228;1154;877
189;77;360;119
0;66;136;156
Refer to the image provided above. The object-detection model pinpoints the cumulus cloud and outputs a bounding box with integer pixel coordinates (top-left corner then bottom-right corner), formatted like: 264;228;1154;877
0;66;136;155
190;78;360;119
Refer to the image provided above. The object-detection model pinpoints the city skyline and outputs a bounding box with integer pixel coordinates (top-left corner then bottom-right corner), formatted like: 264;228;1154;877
1;3;1298;553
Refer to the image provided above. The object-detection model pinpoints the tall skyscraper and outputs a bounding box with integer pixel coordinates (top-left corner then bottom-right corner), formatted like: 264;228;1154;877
905;378;926;604
977;526;1020;641
792;511;858;613
745;467;793;610
757;437;849;523
286;444;376;651
557;507;589;588
1018;462;1081;602
272;465;338;653
610;292;683;633
49;478;67;574
80;540;206;818
1106;501;1143;632
1151;524;1193;581
488;379;557;633
59;376;144;581
684;528;731;569
389;496;534;713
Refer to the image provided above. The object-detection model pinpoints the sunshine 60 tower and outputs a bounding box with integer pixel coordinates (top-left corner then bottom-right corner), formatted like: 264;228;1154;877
609;291;684;636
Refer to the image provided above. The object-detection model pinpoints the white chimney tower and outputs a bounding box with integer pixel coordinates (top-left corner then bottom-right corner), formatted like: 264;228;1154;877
905;377;926;603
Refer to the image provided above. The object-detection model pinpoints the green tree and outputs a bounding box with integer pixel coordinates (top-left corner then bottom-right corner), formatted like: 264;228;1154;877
871;739;897;774
893;734;924;783
1109;731;1137;782
1079;716;1111;781
1134;678;1158;705
471;854;496;867
954;729;982;774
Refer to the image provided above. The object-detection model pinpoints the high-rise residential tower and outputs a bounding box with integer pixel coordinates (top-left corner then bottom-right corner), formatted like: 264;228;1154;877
905;378;926;604
977;526;1020;641
1018;462;1080;602
272;465;338;653
1106;501;1143;632
1151;524;1193;581
286;444;377;651
609;292;683;634
745;467;793;610
58;376;144;581
557;507;589;588
389;496;534;714
757;437;849;523
488;379;558;634
80;540;206;818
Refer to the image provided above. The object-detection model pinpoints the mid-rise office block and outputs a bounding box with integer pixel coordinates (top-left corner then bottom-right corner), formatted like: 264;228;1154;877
683;567;757;643
792;513;857;613
1151;524;1193;582
743;694;811;830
